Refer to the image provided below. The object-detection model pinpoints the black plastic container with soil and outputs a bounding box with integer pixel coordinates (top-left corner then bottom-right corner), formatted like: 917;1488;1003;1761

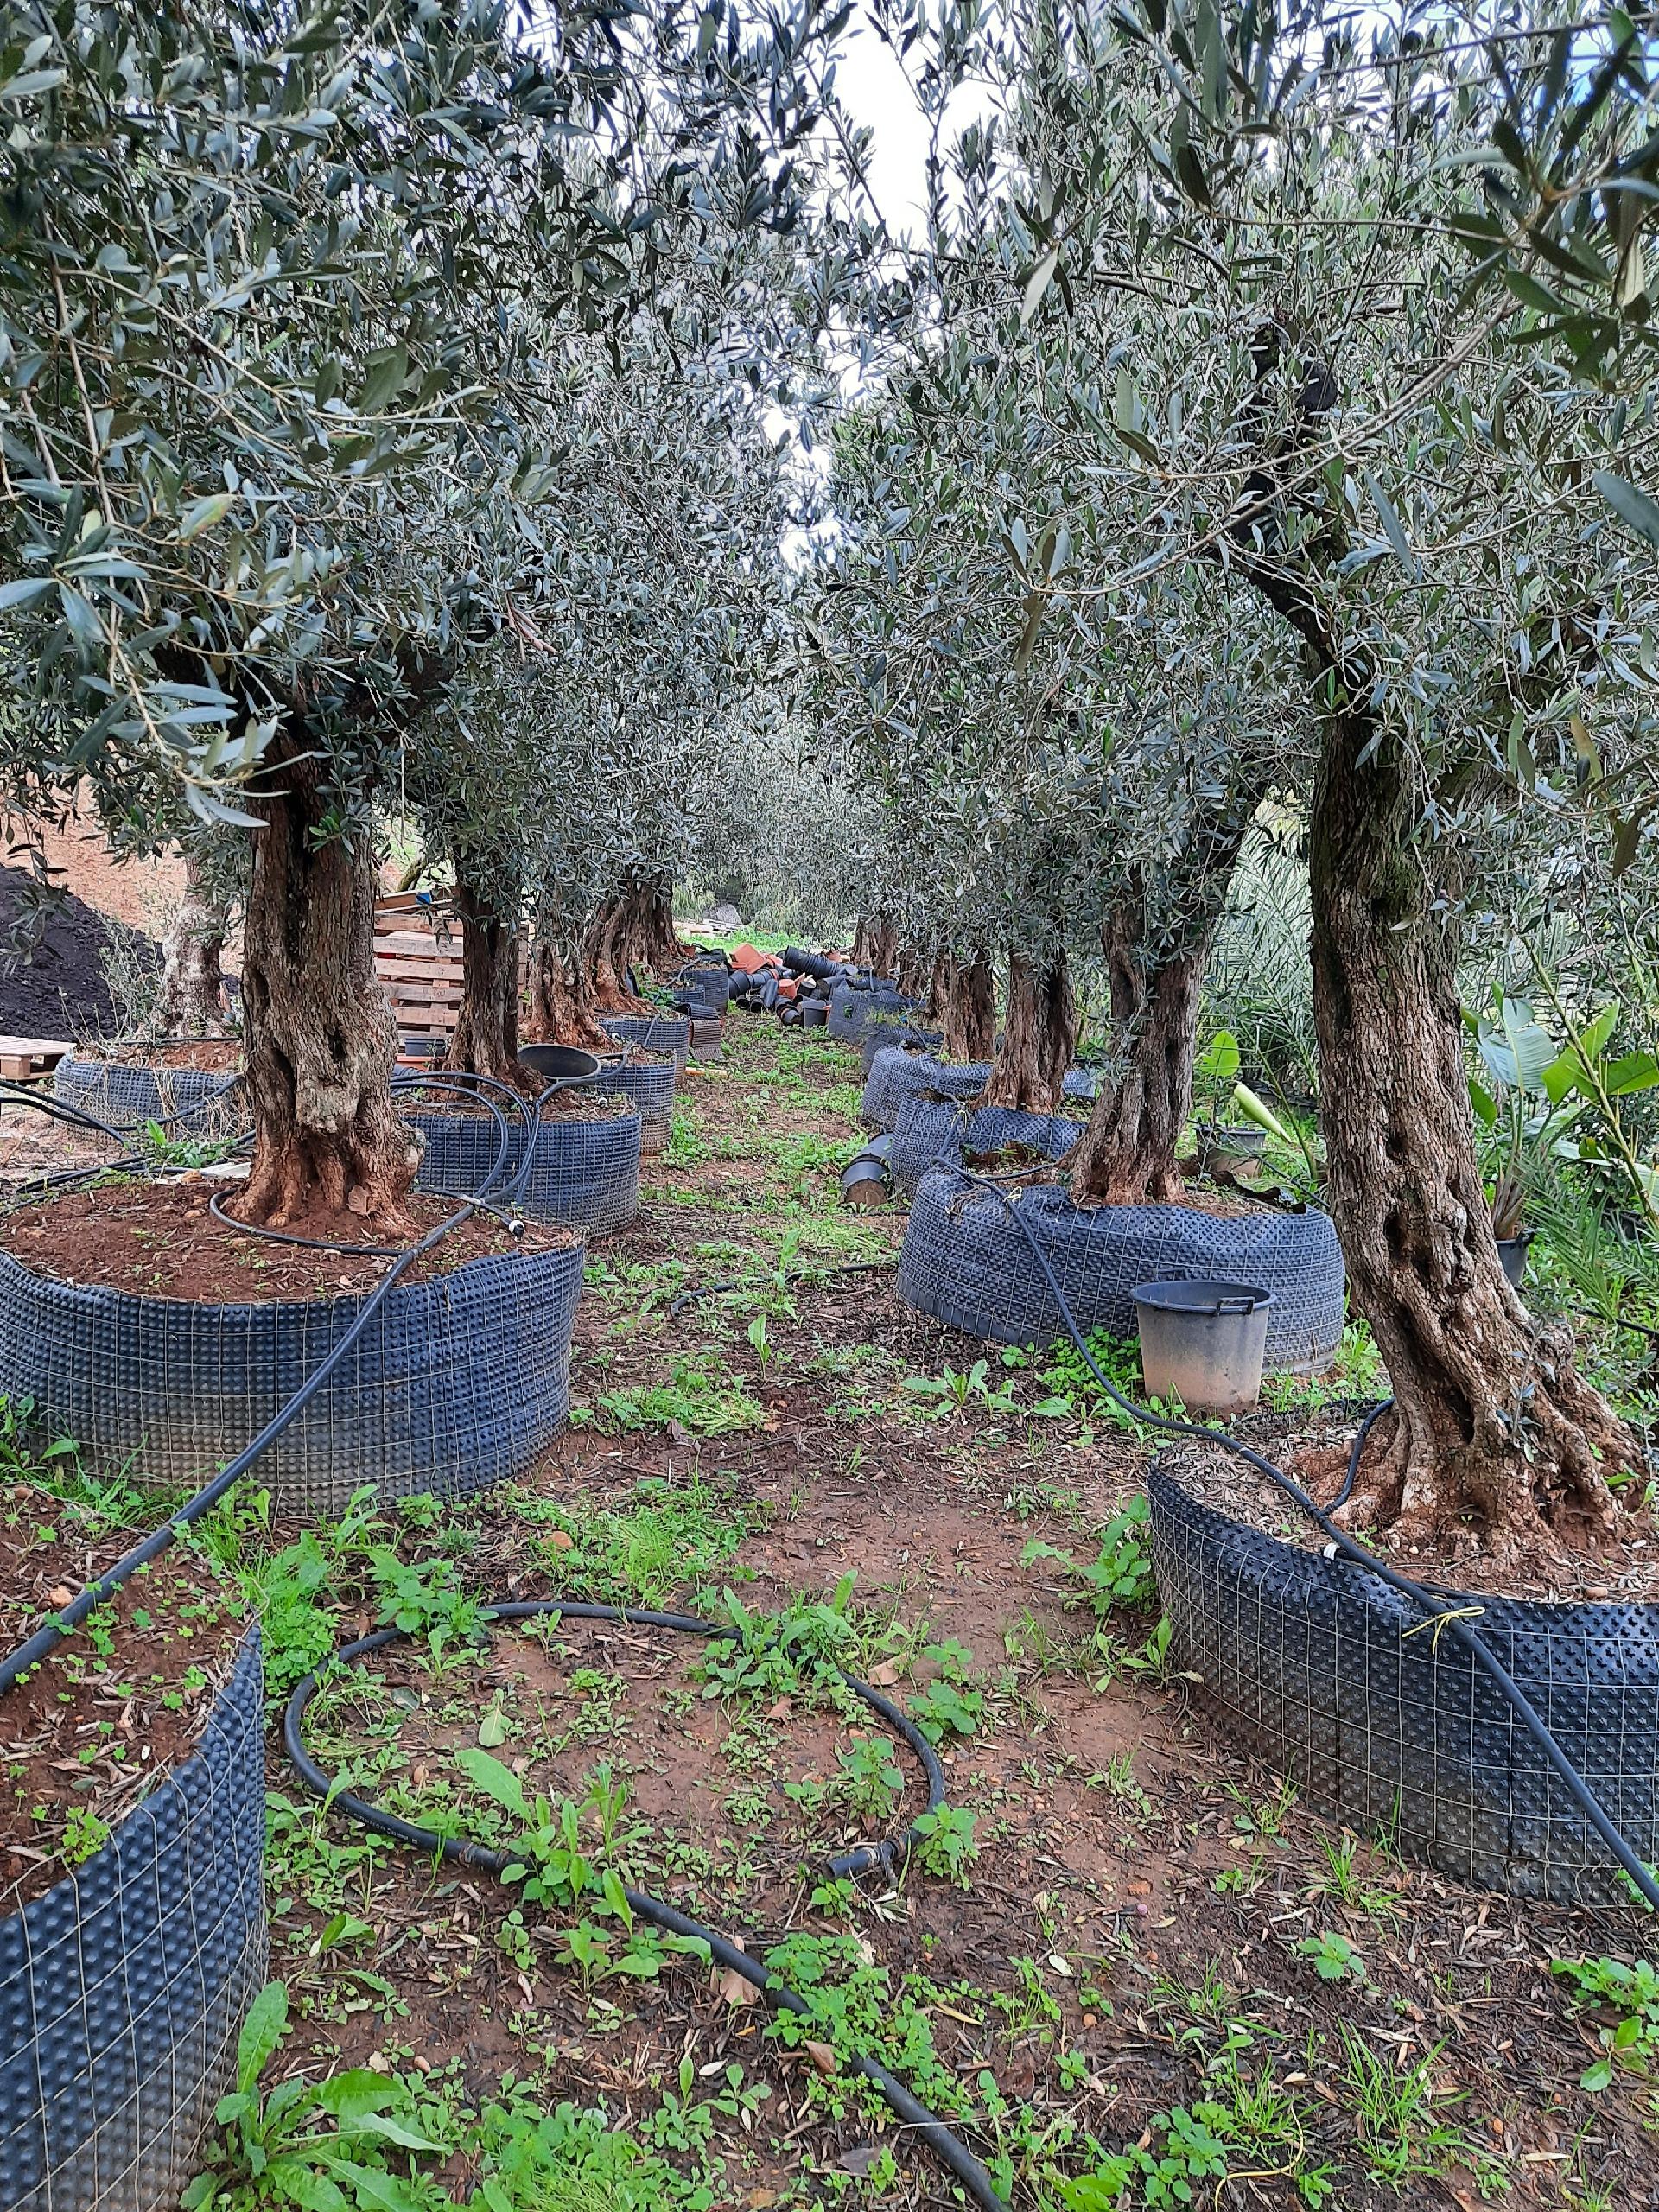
0;1179;585;1517
896;1166;1346;1374
521;1042;675;1157
0;1492;266;2210
404;1086;641;1234
600;1012;689;1076
53;1041;244;1135
1149;1426;1659;1905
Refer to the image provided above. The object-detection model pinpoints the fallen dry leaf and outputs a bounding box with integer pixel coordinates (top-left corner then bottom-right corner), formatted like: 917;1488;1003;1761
718;1966;758;2007
804;2039;837;2076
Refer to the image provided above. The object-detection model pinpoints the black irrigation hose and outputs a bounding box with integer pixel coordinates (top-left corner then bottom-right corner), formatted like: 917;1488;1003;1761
0;1068;531;1696
283;1603;1001;2210
0;1068;243;1141
950;1167;1659;1914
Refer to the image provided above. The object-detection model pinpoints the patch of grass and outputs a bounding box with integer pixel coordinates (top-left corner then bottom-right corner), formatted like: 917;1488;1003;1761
583;1355;766;1438
508;1478;756;1607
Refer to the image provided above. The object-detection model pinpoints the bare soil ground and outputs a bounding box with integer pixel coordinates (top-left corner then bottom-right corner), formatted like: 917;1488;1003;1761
8;1019;1656;2208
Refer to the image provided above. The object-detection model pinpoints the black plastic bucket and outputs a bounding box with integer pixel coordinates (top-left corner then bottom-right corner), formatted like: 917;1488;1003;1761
518;1044;603;1085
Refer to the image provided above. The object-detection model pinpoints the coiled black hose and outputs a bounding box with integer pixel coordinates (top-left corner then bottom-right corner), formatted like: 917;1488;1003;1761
951;1166;1659;1913
283;1602;1003;2209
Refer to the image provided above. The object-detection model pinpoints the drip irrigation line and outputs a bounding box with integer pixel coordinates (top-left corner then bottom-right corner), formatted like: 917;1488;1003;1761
950;1166;1659;1914
0;1193;482;1702
668;1257;899;1318
283;1604;1001;2211
0;1065;533;1697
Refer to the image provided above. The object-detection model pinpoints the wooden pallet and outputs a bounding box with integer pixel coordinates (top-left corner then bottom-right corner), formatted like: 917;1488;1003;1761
373;893;527;1043
0;1035;73;1082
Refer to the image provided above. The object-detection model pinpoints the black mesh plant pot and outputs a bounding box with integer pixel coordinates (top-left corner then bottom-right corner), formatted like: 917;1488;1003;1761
0;1237;584;1516
888;1097;1083;1200
53;1052;242;1135
600;1014;689;1075
1148;1452;1659;1905
0;1625;267;2210
896;1169;1345;1373
860;1022;942;1077
828;982;913;1044
678;964;730;1010
407;1102;640;1234
593;1054;675;1154
860;1050;990;1133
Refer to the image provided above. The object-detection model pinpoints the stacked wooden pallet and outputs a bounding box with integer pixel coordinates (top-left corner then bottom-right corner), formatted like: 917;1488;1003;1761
373;891;529;1049
373;890;464;1049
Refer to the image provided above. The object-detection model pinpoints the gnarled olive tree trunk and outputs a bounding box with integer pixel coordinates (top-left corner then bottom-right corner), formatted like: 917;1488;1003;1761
234;728;419;1233
156;855;231;1037
979;950;1077;1112
584;893;654;1014
524;928;615;1052
933;946;995;1061
1066;807;1257;1205
1235;496;1636;1557
854;912;899;975
435;879;536;1095
1311;692;1632;1557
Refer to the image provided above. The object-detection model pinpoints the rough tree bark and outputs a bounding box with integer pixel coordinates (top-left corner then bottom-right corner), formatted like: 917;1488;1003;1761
936;947;996;1061
1310;690;1633;1558
156;855;231;1037
1066;818;1253;1205
233;728;420;1233
893;940;931;999
854;912;899;975
1228;418;1637;1558
524;931;615;1052
435;879;536;1095
979;950;1077;1112
585;895;654;1014
639;878;691;976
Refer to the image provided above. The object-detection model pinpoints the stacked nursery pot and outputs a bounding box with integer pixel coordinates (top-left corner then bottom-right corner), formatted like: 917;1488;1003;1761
0;1505;266;2209
0;1170;585;1521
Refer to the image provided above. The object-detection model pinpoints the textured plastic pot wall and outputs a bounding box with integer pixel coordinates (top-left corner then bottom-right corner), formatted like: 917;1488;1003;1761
896;1169;1345;1373
407;1103;640;1233
861;1050;990;1132
889;1097;1082;1200
828;982;913;1044
1149;1455;1659;1904
54;1053;241;1134
0;1626;266;2211
0;1241;584;1516
860;1023;941;1077
601;1014;689;1076
594;1056;675;1153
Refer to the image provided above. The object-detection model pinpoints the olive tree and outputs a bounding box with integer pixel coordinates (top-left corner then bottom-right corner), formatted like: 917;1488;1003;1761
877;0;1656;1556
0;0;842;1228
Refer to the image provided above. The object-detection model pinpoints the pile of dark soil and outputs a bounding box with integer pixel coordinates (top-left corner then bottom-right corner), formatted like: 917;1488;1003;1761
0;866;156;1038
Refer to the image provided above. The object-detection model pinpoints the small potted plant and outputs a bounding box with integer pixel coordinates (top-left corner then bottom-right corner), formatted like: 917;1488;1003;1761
1465;992;1586;1287
1193;1030;1269;1176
